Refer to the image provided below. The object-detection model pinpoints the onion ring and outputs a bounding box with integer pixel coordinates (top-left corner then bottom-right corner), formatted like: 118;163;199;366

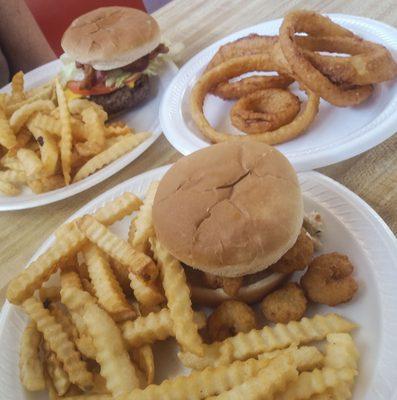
205;34;294;99
296;35;397;86
190;55;320;144
279;10;374;106
230;88;301;134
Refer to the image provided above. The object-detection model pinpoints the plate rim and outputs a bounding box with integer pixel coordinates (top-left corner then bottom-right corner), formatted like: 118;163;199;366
159;13;397;171
0;167;396;399
0;60;179;211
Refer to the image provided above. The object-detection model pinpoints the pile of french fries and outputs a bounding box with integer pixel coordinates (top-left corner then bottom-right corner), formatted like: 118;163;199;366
0;71;151;196
7;184;359;399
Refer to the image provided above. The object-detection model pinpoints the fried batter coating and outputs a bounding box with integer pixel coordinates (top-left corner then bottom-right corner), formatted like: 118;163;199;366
260;282;308;323
207;300;257;342
269;228;314;274
301;252;358;306
203;273;243;297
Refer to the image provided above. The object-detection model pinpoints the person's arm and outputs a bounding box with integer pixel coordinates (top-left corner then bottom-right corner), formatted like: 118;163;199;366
0;0;56;75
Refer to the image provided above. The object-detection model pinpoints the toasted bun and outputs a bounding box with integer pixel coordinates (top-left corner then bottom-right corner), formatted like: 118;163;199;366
153;142;303;278
61;7;160;70
191;272;290;306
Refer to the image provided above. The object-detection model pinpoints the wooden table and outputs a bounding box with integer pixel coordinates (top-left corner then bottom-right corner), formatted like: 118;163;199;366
0;0;396;305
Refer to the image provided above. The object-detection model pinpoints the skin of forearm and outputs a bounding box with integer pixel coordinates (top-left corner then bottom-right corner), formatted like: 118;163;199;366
0;0;56;74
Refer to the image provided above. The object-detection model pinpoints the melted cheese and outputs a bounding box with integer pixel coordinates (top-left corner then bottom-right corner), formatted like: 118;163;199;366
64;88;83;101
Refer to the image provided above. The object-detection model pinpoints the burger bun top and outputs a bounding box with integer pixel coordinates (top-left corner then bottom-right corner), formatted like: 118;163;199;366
153;142;303;278
61;7;160;71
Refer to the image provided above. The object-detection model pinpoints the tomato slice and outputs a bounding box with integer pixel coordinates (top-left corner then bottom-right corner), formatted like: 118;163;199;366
67;81;118;96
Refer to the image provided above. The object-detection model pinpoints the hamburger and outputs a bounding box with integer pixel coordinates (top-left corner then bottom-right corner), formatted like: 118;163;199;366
59;7;168;115
152;142;305;306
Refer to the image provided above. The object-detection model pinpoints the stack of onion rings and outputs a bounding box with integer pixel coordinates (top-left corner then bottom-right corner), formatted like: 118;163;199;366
279;11;382;106
190;55;320;144
191;10;397;144
205;35;294;99
230;88;301;134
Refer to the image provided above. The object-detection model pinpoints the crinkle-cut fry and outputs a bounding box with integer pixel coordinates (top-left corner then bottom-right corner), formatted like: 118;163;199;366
28;112;61;135
120;308;206;348
104;135;125;148
323;333;359;370
73;132;150;182
27;123;59;175
132;182;158;253
0;109;17;149
11;71;25;102
28;175;65;194
258;345;324;372
75;107;106;156
81;277;97;297
105;124;133;136
122;357;273;400
17;148;43;178
310;333;359;400
54;191;141;244
179;313;357;369
61;269;84;290
43;340;71;396
150;237;204;356
48;302;79;343
93;192;142;226
130;344;155;386
39;286;61;303
207;354;298;400
6;222;85;305
90;373;111;394
127;215;137;244
0;169;27;183
276;367;356;400
76;261;89;280
82;302;140;396
68;98;108;122
5;85;53;116
71;117;90;141
8;193;145;303
55;78;73;184
0;153;24;171
60;285;97;359
129;272;165;309
16;127;32;147
44;365;62;400
76;215;157;282
22;297;93;391
83;243;136;322
110;259;133;296
25;81;53;98
19;321;45;391
10;99;55;133
0;180;20;195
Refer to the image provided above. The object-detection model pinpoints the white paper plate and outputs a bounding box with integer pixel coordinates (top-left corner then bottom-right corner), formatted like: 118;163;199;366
160;14;397;171
0;165;396;399
0;59;178;210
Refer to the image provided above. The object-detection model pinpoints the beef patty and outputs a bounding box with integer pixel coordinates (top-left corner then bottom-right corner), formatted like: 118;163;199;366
89;74;150;115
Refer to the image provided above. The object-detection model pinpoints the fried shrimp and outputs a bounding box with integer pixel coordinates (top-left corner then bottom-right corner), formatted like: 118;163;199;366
269;228;314;274
203;273;244;297
260;282;308;323
207;300;257;342
301;253;358;306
